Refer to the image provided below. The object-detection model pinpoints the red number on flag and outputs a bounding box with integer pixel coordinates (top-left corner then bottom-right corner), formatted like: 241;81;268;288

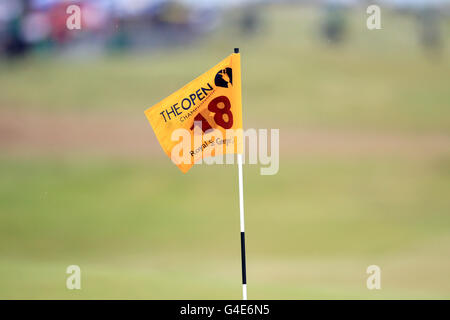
190;113;212;132
190;96;233;133
208;96;233;129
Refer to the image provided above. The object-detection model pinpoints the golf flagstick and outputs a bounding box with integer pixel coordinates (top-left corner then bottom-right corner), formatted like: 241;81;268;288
144;46;249;298
237;153;247;300
234;47;247;300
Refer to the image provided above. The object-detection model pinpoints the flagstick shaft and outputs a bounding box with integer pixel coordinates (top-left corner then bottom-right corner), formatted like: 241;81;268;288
234;47;247;300
237;153;247;300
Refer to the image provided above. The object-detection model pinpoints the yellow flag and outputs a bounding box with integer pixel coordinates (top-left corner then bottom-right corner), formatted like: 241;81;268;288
145;53;243;173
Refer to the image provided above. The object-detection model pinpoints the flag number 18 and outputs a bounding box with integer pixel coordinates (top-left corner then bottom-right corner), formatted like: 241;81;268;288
190;96;233;132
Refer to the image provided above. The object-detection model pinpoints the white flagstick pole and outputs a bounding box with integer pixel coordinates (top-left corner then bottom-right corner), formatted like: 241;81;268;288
237;153;247;300
235;46;247;301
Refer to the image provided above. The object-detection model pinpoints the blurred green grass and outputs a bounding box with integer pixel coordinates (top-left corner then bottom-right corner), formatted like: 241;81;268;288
0;157;449;299
0;5;450;299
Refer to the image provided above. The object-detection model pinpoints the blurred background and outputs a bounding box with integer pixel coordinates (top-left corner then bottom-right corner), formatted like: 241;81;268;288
0;0;449;299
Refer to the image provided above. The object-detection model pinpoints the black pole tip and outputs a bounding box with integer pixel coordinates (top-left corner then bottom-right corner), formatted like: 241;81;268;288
234;48;239;53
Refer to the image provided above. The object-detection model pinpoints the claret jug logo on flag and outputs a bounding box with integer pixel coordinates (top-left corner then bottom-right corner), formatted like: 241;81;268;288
145;52;243;173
